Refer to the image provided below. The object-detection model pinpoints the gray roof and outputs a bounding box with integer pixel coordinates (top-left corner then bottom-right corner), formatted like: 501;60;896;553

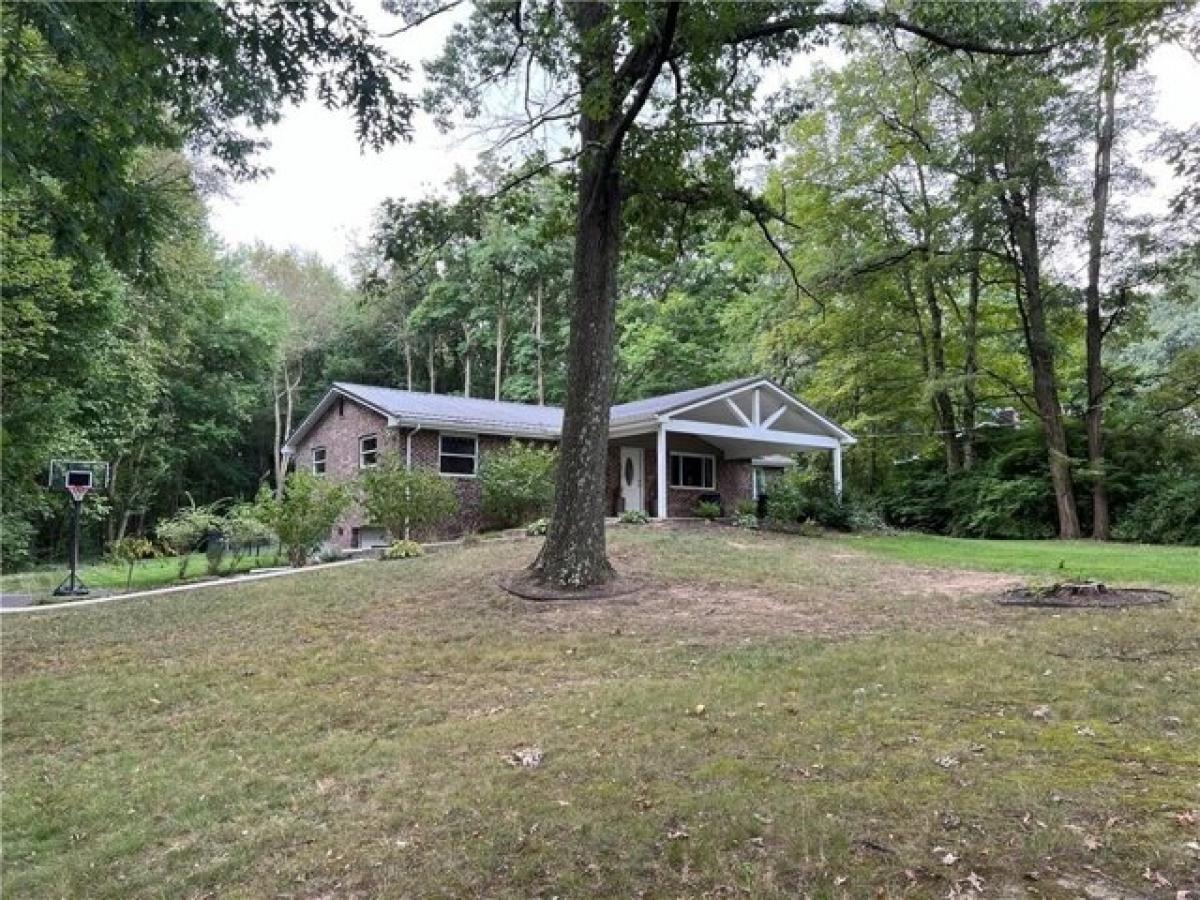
284;375;852;451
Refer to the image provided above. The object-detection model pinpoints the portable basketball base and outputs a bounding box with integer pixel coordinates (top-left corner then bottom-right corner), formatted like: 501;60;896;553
48;461;110;597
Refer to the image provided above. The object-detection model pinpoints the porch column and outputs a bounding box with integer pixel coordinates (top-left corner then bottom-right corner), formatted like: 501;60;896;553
656;424;668;519
832;442;844;500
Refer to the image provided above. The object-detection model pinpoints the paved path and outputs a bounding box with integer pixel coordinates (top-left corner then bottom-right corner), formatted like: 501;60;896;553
0;558;367;615
0;593;36;610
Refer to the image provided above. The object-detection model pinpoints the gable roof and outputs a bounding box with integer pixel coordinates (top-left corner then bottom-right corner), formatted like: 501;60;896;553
283;376;853;453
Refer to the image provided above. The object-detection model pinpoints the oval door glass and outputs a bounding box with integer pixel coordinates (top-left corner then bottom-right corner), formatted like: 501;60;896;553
624;457;634;485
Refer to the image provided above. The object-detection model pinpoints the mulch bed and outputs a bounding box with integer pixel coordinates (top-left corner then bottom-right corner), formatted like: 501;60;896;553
997;581;1173;609
497;570;648;603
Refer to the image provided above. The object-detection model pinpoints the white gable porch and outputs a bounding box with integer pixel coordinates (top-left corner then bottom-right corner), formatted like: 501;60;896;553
609;379;855;519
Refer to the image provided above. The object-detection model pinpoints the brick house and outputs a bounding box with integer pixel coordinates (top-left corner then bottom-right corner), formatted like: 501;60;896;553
282;376;855;548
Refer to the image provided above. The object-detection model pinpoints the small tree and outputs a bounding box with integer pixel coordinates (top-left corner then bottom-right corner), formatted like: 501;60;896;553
479;442;558;528
156;503;223;579
107;536;157;591
256;472;352;567
360;459;458;539
221;504;276;572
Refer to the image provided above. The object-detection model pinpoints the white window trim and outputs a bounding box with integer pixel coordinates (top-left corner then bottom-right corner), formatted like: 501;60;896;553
438;432;478;478
312;446;327;476
359;433;379;469
669;451;717;491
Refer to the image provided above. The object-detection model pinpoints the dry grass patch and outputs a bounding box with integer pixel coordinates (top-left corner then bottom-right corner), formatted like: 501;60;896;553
3;528;1197;898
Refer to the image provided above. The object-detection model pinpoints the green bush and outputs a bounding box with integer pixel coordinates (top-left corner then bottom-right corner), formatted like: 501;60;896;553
382;539;424;560
732;512;758;529
735;499;758;517
156;503;223;578
106;536;157;590
1113;473;1200;545
618;509;649;525
255;473;352;567
694;500;722;521
765;469;850;530
479;442;558;527
525;517;550;536
1;511;34;572
221;504;275;572
360;459;459;539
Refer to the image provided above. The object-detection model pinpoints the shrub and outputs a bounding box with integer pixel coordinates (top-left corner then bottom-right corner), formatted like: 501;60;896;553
0;512;34;572
360;459;459;539
106;536;156;590
525;517;550;536
765;469;850;530
156;503;223;579
735;499;758;518
255;473;352;567
733;512;759;529
221;504;275;572
618;509;649;525
1113;473;1200;545
479;442;558;527
694;500;722;521
382;539;425;560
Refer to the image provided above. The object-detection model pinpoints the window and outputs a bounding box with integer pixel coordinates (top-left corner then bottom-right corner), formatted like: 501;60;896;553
439;434;478;476
312;446;327;475
359;434;379;469
670;452;716;490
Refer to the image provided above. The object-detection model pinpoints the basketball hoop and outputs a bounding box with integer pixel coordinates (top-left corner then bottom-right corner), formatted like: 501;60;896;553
66;483;91;503
47;460;108;597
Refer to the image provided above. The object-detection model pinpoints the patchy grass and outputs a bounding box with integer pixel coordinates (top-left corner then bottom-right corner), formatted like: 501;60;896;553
843;533;1200;587
3;527;1198;898
1;550;286;601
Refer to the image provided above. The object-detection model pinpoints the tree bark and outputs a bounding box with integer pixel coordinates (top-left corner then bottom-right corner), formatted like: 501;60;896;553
1001;178;1081;538
428;336;437;393
462;322;473;397
272;367;285;499
961;233;982;470
404;337;413;391
1085;41;1117;540
494;303;506;401
531;1;624;587
922;255;963;473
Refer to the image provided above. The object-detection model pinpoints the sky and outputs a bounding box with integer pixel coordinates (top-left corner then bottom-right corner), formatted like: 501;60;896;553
206;5;1200;275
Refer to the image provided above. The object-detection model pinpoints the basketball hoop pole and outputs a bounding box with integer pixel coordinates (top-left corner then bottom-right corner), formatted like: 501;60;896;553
53;494;89;597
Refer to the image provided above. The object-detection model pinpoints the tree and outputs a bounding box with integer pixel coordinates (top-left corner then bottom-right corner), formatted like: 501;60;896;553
414;0;1071;586
479;442;559;527
360;460;459;539
255;472;351;567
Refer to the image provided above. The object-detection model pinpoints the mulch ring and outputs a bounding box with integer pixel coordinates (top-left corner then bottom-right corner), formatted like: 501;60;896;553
997;581;1173;609
497;570;649;603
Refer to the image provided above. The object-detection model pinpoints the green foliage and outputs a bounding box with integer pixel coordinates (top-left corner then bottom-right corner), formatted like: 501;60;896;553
694;500;722;521
735;499;759;518
106;536;157;590
479;443;558;527
255;473;352;567
381;540;425;560
360;460;459;539
156;504;223;579
766;470;851;531
525;518;551;537
618;509;649;525
1113;474;1200;545
732;512;759;529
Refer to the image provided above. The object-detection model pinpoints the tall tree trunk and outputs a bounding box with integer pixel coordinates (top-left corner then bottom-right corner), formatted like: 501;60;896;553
532;1;623;587
272;367;285;499
428;336;437;393
1085;41;1117;540
535;281;545;405
404;338;413;390
922;255;963;473
1002;180;1081;538
961;234;982;470
494;304;506;401
462;322;472;397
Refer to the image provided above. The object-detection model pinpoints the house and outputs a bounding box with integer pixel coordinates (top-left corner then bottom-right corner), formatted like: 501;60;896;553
281;376;856;548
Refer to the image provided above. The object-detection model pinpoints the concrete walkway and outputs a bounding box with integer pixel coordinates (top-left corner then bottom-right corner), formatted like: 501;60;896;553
0;558;367;616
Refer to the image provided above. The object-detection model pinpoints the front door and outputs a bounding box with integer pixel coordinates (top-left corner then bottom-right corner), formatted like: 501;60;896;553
619;446;644;513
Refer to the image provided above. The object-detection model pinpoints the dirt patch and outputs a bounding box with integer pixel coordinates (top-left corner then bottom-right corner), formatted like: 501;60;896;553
998;582;1173;609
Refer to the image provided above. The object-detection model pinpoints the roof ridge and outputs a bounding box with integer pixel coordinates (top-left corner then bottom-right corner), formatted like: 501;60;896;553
333;382;565;412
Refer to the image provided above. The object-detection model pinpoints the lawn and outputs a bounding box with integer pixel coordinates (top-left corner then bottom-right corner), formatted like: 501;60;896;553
0;549;286;601
844;533;1199;586
3;527;1197;898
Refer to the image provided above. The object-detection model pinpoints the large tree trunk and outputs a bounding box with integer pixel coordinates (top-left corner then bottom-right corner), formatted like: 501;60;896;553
961;235;982;470
404;338;413;390
462;322;473;397
1003;180;1081;538
1085;41;1117;540
922;256;963;473
272;368;285;499
531;2;622;588
428;336;437;393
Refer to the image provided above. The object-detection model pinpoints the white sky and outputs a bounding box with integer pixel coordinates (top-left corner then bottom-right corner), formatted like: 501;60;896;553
206;4;1200;274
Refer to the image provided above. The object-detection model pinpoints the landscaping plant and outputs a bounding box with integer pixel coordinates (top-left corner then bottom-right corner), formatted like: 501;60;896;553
221;504;276;573
255;473;352;567
106;536;157;591
617;509;649;525
765;469;850;531
360;459;458;542
381;540;424;560
479;442;558;528
156;502;223;579
694;500;722;521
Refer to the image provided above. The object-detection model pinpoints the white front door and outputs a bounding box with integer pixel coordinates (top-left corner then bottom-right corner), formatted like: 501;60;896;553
619;446;644;513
